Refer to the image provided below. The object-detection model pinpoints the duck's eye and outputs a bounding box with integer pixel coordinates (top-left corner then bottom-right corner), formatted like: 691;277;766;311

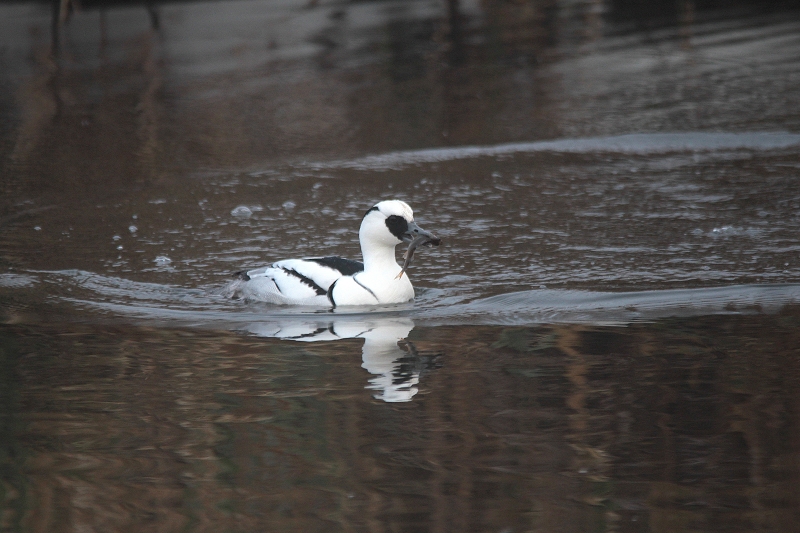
384;215;409;240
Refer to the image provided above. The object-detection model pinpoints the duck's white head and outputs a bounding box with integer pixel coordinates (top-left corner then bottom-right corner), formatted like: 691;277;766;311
359;200;440;249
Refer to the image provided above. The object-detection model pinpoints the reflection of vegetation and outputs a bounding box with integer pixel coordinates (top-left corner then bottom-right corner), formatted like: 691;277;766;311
492;327;534;352
1;309;799;531
492;328;558;352
0;329;25;533
212;424;238;486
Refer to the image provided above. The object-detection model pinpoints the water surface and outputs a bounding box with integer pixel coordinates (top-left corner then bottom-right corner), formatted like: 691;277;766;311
1;0;800;531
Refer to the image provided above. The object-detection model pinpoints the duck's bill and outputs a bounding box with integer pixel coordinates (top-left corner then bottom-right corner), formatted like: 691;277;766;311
402;221;441;246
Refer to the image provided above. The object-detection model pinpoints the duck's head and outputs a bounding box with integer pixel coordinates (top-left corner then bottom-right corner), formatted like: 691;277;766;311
360;200;441;248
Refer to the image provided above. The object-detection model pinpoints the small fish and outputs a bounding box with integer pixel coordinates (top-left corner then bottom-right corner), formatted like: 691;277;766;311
395;234;441;279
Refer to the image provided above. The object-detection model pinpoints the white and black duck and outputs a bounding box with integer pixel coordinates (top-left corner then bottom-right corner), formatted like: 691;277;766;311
225;200;440;306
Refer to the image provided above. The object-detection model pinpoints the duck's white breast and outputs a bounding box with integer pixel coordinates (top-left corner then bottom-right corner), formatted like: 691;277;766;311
330;271;414;306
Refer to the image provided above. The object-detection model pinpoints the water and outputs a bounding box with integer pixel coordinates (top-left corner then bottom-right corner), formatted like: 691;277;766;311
1;0;800;531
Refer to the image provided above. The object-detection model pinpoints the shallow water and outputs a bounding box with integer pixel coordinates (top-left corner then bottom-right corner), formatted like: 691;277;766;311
1;0;800;531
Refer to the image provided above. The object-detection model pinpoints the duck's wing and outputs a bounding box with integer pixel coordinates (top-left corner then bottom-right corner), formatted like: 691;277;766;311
227;256;365;304
305;256;364;277
243;257;363;300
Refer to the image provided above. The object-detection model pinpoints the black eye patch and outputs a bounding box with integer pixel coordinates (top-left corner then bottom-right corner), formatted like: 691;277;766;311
385;215;408;240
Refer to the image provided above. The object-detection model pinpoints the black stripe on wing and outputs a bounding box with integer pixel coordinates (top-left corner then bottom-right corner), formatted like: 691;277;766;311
281;267;327;295
327;279;339;307
308;256;364;276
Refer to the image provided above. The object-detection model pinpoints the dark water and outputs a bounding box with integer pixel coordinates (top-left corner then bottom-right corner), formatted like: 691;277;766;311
2;0;800;531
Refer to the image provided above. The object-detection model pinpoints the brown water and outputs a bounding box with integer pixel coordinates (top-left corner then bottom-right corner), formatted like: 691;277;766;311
1;0;800;531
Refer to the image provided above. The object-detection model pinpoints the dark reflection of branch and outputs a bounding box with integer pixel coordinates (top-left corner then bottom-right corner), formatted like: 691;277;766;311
50;0;160;58
137;22;164;180
446;0;465;67
50;0;60;57
312;6;347;69
99;8;107;60
146;1;160;30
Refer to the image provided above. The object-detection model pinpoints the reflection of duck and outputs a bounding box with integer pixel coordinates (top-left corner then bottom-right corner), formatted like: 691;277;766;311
358;320;420;403
246;317;437;402
226;200;440;307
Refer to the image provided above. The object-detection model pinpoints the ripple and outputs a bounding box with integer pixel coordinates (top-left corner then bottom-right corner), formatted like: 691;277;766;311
0;273;39;289
25;270;800;329
306;132;800;170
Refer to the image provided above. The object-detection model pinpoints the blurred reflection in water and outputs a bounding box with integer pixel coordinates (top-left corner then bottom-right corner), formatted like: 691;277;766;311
246;317;429;402
3;0;800;179
1;309;799;532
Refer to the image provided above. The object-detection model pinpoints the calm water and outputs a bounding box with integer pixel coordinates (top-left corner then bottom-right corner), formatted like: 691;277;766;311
1;0;800;531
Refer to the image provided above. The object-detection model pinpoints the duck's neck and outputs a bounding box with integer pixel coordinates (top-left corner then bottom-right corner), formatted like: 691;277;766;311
361;243;400;273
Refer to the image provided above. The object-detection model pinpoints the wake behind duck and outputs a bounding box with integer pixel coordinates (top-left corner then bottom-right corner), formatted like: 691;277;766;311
225;200;441;307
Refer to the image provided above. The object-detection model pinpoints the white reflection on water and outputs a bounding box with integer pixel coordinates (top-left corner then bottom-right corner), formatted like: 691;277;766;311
247;317;419;402
307;132;800;171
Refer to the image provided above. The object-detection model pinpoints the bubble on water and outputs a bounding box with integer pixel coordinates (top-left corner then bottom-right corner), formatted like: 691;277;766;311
132;214;138;220
709;225;750;238
282;200;296;210
112;235;121;241
154;256;172;265
128;225;138;234
34;226;41;231
116;245;123;250
231;206;253;218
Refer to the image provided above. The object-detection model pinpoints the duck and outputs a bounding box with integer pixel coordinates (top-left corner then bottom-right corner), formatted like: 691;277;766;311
225;200;441;306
